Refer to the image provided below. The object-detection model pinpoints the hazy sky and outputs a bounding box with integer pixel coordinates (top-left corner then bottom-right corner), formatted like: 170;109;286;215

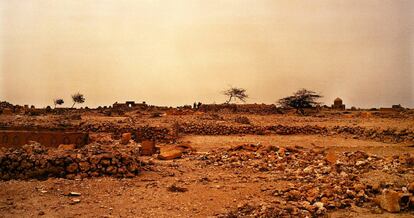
1;0;413;108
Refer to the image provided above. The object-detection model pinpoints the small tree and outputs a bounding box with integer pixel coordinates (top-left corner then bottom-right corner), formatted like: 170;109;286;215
223;87;248;104
53;98;64;108
278;89;322;115
71;92;85;108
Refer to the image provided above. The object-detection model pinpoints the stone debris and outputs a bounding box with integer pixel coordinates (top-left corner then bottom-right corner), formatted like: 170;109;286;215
174;122;413;143
198;146;414;217
71;199;81;204
374;190;402;212
0;142;141;180
69;192;81;196
158;148;182;160
121;133;132;145
167;184;188;192
140;140;157;156
58;144;76;150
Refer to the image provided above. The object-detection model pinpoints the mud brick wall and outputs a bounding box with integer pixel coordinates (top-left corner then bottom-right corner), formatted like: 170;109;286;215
0;130;89;148
0;143;141;180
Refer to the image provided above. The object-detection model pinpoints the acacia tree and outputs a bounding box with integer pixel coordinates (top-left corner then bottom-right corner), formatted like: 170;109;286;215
71;92;85;108
223;87;248;104
278;89;322;115
53;98;64;108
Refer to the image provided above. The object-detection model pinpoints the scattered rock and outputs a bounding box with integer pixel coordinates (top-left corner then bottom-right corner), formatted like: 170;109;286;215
158;149;182;160
71;199;81;204
325;150;337;164
167;184;188;192
408;182;414;193
121;133;131;145
69;192;81;196
58;144;76;150
141;140;156;156
375;190;401;213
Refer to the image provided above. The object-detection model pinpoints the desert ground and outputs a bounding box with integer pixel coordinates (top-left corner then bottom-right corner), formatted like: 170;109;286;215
0;104;413;217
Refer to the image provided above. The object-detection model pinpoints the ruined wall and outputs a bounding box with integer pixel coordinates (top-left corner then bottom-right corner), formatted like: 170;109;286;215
0;130;89;148
0;143;141;180
198;104;281;114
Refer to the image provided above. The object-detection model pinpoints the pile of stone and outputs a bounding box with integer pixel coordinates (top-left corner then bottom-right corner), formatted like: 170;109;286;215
198;145;414;216
0;142;141;180
332;126;414;143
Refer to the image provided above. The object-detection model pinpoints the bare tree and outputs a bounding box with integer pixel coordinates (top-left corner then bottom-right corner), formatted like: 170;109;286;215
53;98;64;108
223;87;248;104
71;92;85;108
278;89;322;115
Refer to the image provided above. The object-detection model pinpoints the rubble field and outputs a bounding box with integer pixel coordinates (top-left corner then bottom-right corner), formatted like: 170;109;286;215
0;108;413;217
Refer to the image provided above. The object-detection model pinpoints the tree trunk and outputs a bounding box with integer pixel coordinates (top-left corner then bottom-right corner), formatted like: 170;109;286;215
225;96;232;104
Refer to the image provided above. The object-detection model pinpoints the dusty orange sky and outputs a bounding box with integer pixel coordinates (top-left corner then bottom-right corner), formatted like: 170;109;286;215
0;0;413;108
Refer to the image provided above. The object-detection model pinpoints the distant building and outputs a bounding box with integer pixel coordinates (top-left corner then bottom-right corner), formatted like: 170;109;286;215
392;104;403;109
113;101;147;109
332;97;345;110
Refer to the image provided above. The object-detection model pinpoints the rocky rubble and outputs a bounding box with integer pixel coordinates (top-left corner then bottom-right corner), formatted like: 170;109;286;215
197;145;414;217
176;122;413;143
332;126;414;143
0;142;141;180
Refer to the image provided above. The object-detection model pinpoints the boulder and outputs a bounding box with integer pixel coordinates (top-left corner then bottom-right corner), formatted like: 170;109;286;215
325;150;337;165
66;163;79;173
58;144;76;150
158;149;182;160
408;182;414;193
121;133;131;145
375;190;401;213
141;140;156;155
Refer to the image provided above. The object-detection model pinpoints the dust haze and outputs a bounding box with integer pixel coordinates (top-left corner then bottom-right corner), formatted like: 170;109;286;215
0;0;413;108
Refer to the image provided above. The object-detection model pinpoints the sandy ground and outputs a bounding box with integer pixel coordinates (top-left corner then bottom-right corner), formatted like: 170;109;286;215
0;112;413;217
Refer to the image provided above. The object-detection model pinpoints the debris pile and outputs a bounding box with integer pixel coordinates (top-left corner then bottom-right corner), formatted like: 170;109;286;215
0;142;141;180
332;126;414;143
198;145;414;216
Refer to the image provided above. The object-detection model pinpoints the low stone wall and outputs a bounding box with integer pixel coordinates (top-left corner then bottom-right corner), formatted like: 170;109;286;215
176;122;414;143
0;130;89;148
198;104;281;114
0;143;141;180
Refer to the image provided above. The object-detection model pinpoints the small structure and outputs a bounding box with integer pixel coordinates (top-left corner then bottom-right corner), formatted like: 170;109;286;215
332;97;345;110
113;101;147;109
392;104;403;109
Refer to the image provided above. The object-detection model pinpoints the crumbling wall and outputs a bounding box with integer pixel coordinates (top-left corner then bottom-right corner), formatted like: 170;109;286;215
198;104;281;114
0;130;89;148
176;122;414;143
0;143;141;180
